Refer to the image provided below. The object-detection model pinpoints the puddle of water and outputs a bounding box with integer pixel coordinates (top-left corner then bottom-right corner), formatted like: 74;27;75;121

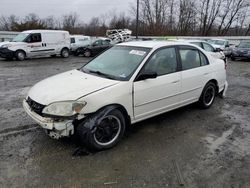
206;125;236;153
205;108;250;155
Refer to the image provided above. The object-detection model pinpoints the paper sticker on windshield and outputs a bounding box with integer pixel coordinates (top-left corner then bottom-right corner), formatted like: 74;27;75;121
129;50;146;56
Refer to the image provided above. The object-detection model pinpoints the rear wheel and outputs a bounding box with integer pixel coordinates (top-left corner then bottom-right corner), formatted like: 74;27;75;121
77;108;126;151
198;82;216;109
231;56;236;61
61;48;69;58
15;50;25;61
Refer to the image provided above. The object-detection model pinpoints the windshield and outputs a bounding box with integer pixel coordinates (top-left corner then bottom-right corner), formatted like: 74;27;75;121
208;40;225;46
81;45;151;81
12;33;29;42
238;42;250;48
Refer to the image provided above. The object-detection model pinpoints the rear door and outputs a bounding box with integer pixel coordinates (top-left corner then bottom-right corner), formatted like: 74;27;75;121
133;47;182;121
178;46;211;104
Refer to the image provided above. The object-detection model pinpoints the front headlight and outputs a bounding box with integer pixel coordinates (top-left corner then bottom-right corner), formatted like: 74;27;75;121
1;44;12;48
42;101;87;117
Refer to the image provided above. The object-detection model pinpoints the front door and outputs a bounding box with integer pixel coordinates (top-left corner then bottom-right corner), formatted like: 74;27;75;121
133;47;181;121
26;33;45;57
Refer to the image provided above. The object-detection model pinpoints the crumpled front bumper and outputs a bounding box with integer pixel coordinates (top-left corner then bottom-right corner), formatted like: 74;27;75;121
23;99;74;139
0;48;14;58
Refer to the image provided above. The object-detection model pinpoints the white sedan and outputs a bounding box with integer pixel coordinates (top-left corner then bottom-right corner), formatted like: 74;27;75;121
23;41;228;150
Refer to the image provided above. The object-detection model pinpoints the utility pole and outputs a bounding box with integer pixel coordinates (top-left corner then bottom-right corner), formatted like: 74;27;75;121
136;0;139;39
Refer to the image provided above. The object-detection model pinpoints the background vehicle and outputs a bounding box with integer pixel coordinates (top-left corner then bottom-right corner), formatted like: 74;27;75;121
23;41;228;151
231;41;250;60
177;40;227;63
208;39;231;57
70;35;91;56
78;38;113;57
106;29;132;43
0;30;70;60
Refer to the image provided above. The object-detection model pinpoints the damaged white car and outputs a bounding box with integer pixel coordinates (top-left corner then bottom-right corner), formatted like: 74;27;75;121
23;41;228;150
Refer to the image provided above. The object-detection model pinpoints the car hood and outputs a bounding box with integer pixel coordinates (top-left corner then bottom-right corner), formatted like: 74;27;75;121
28;69;120;105
0;41;26;47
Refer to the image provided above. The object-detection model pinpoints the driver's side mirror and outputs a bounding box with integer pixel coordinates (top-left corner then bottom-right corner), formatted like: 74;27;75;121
136;71;158;81
215;48;223;52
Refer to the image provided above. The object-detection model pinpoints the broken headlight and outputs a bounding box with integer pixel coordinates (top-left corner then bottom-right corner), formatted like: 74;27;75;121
42;101;87;117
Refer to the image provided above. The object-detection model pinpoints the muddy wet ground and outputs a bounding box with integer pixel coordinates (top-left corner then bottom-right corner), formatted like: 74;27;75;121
0;56;250;188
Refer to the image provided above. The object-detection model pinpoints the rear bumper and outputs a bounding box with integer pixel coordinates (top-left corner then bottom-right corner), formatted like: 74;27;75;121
0;48;14;58
23;99;74;138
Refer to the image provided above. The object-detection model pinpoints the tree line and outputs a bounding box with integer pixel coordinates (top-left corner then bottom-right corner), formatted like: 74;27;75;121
0;0;249;36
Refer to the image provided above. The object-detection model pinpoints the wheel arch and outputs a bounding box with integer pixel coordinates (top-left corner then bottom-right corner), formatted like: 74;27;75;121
95;103;131;126
15;49;26;56
207;79;219;94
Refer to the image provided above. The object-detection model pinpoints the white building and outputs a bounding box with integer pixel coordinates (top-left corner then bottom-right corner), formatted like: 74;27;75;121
0;31;19;42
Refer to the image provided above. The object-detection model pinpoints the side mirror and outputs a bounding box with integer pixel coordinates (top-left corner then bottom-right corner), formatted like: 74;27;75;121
136;71;157;81
215;48;223;52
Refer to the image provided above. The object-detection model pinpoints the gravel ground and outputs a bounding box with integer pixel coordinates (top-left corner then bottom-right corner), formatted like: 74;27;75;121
0;56;250;188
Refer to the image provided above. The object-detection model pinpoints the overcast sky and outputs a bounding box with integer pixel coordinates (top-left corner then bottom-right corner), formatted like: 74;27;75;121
0;0;135;22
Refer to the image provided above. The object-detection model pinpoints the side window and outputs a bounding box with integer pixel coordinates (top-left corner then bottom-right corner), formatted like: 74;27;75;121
200;52;209;66
27;33;41;43
93;40;102;46
179;48;200;70
103;40;110;45
191;42;202;48
203;43;214;52
70;38;75;43
144;47;177;76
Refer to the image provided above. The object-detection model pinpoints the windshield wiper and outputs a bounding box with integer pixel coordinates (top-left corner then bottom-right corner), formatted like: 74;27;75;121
88;70;116;80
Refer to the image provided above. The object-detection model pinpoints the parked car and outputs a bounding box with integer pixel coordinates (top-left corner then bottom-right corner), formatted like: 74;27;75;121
0;30;70;61
70;35;91;56
23;41;228;150
75;38;112;57
207;39;231;56
231;41;250;61
178;40;227;63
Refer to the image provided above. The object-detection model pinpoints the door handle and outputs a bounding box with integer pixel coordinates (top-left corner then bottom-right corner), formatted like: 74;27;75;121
172;80;180;83
203;72;209;75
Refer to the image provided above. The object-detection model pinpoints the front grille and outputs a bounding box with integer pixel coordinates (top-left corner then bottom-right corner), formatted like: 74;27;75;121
26;97;45;116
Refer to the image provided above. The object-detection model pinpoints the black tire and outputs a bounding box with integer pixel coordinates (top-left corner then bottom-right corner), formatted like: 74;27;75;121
231;56;235;61
198;82;217;109
15;50;25;61
83;49;92;57
61;48;69;58
77;108;126;151
73;48;82;56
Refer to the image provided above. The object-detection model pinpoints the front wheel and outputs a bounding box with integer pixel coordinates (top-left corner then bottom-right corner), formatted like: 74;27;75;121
15;50;25;61
83;49;92;57
198;82;216;109
77;108;126;151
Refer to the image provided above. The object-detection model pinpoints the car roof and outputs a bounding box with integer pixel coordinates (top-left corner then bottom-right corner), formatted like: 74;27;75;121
23;30;69;34
70;35;90;38
117;40;198;49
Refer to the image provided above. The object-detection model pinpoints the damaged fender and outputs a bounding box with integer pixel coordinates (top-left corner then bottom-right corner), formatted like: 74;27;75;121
75;105;126;149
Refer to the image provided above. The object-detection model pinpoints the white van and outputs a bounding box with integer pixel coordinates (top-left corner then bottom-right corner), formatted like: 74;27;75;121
0;30;70;60
70;35;91;56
